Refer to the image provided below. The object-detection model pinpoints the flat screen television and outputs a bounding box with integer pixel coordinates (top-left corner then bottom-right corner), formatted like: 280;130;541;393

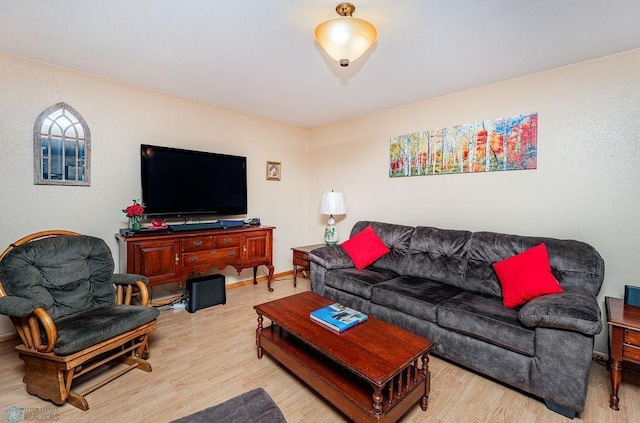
141;144;247;217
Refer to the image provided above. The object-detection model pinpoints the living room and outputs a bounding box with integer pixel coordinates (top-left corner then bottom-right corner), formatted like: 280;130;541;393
1;1;639;422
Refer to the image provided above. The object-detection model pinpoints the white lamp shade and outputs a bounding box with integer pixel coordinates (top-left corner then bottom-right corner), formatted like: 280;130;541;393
320;191;346;215
314;16;378;65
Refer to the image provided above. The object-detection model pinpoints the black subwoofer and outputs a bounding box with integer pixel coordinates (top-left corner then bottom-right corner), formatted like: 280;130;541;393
186;274;226;313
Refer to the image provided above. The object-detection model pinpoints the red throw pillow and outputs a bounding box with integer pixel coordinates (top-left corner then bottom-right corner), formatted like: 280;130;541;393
492;243;563;308
341;225;390;270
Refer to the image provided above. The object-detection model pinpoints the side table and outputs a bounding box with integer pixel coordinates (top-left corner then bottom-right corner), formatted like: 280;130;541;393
291;244;325;287
605;296;640;410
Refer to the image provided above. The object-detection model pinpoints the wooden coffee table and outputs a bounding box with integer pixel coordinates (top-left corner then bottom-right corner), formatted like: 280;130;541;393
254;291;433;422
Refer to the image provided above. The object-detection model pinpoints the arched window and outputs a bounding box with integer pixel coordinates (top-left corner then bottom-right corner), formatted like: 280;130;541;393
34;102;91;186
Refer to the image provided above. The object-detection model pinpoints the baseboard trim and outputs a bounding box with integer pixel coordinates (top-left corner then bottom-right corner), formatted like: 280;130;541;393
227;270;293;290
593;350;609;361
0;332;18;343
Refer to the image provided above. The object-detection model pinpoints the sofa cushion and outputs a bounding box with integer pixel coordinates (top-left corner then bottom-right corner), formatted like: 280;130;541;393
404;226;472;288
493;243;563;308
52;304;160;355
437;291;536;356
371;276;463;322
342;225;390;270
324;268;398;300
350;221;414;275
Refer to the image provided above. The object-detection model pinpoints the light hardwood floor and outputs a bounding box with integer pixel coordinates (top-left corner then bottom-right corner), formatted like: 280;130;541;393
0;275;638;422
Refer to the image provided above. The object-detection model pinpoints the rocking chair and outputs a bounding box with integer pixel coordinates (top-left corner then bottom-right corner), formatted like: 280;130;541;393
0;230;159;410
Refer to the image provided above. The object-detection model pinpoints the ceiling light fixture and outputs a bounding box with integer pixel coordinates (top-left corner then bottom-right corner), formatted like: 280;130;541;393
314;2;378;67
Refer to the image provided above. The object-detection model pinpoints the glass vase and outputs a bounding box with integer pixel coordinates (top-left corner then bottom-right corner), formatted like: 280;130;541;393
129;216;141;232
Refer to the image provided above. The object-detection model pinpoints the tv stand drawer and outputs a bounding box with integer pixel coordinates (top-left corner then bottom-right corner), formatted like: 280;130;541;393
182;236;214;252
214;234;240;248
183;247;240;268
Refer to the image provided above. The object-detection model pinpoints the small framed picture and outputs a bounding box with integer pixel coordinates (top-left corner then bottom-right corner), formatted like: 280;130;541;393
266;161;281;181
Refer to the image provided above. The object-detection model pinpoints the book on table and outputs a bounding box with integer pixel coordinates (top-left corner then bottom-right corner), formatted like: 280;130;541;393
310;303;368;332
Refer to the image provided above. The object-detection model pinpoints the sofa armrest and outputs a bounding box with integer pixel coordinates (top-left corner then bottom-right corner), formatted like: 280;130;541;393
112;273;149;286
518;287;602;336
0;295;42;317
309;246;354;270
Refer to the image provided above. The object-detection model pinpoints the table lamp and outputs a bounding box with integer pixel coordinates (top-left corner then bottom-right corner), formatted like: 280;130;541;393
320;191;346;246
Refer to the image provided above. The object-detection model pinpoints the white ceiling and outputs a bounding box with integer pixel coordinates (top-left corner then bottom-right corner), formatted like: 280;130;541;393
1;0;640;128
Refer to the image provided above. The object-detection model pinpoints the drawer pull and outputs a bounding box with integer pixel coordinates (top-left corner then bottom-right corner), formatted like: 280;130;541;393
193;241;203;247
189;257;198;262
224;238;233;244
210;250;217;255
227;251;236;257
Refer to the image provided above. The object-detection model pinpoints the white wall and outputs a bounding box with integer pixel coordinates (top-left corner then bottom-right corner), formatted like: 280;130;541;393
3;49;639;353
309;49;640;353
0;53;311;336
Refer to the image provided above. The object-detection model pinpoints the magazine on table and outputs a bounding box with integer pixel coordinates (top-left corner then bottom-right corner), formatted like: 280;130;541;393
310;303;368;332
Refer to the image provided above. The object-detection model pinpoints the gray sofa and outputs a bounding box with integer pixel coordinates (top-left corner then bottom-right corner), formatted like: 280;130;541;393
309;221;605;418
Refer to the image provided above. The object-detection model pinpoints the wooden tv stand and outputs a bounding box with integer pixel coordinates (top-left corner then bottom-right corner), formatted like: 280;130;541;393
115;225;275;290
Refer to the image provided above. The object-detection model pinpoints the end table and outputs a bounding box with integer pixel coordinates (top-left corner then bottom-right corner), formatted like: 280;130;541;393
291;244;325;287
605;296;640;410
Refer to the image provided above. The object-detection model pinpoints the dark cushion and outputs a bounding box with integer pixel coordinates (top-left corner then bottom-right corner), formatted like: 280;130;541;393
52;304;159;355
324;268;398;300
341;225;390;270
0;235;115;320
171;388;286;423
372;276;463;322
112;273;149;285
404;226;472;288
0;295;42;317
518;287;602;335
437;291;536;356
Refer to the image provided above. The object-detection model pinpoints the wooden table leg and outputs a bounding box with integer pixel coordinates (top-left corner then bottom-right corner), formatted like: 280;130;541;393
610;359;621;410
421;353;430;411
293;265;298;288
266;264;275;292
256;313;264;359
610;326;623;410
372;386;383;416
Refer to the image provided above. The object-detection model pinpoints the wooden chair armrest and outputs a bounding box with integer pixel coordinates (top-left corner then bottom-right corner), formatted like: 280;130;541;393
116;280;151;306
135;280;150;306
31;307;57;353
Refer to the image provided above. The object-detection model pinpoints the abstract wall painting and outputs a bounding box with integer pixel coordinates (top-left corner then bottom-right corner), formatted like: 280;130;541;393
389;113;537;177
